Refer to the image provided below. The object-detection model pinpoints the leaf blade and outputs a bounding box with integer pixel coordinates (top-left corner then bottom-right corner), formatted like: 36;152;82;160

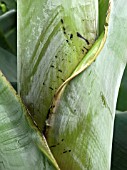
0;71;59;170
0;9;17;54
46;0;127;169
99;0;109;34
111;111;127;170
116;65;127;111
0;47;17;83
18;0;99;130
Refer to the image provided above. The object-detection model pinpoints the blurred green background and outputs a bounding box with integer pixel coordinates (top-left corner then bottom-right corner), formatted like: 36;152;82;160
0;0;17;90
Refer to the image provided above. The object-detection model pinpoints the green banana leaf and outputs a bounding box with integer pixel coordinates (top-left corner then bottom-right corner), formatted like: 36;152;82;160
0;71;59;170
0;0;16;11
45;0;127;169
0;9;17;55
18;0;98;130
0;47;16;82
99;0;109;34
111;111;127;170
116;65;127;111
0;47;17;89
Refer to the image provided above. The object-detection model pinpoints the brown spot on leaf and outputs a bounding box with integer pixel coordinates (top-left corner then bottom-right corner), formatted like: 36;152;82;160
61;19;64;24
70;34;73;40
77;32;90;45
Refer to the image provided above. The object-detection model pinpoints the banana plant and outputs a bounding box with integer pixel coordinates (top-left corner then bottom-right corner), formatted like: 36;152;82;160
117;66;127;111
0;0;127;169
0;71;59;170
18;0;99;130
111;111;127;170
